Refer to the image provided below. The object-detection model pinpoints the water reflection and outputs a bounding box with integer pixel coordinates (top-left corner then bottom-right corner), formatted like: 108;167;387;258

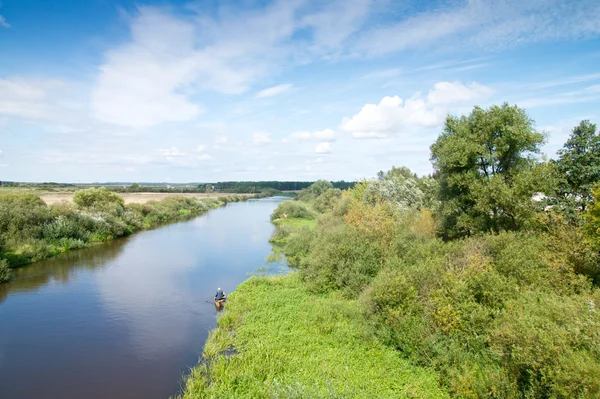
0;197;285;399
0;239;128;304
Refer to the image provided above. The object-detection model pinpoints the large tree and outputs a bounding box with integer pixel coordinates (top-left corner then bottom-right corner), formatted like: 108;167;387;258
430;103;553;238
556;120;600;212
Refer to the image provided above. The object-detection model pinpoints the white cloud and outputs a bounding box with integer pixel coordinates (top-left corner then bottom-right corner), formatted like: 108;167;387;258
256;84;293;98
341;81;493;139
283;128;336;142
195;145;206;152
159;147;186;158
252;132;272;145
427;81;493;105
315;142;331;153
197;153;214;161
0;16;9;28
91;8;202;127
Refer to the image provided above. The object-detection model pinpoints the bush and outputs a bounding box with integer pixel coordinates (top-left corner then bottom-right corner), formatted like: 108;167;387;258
271;201;315;221
73;187;125;214
0;193;226;274
313;188;342;213
489;291;600;397
0;259;11;283
298;224;382;297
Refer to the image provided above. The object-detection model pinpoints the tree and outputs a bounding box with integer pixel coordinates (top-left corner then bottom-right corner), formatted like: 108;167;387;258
73;187;125;214
430;103;551;238
298;180;333;201
556;120;600;212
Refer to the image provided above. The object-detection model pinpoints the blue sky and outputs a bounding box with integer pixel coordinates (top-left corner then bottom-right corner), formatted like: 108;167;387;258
1;0;599;182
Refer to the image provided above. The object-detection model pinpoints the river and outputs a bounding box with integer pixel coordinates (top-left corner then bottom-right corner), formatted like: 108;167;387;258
0;197;286;399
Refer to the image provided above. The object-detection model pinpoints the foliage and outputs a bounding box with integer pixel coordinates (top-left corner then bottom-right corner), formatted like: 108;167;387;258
204;180;354;193
0;190;247;277
269;156;600;398
555;120;600;212
0;259;11;283
313;188;342;213
179;274;449;399
73;187;125;214
270;200;315;221
297;180;334;202
430;103;552;238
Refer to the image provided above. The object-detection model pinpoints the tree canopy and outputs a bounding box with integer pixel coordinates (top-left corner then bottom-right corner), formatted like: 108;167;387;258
556;120;600;211
430;103;551;238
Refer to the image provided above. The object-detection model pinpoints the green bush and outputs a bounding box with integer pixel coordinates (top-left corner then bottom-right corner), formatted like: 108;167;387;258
271;200;315;221
313;188;342;213
489;291;600;397
0;259;11;283
298;224;382;297
73;187;125;214
0;192;228;275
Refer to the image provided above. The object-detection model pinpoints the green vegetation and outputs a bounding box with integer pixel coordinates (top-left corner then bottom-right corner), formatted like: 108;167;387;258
0;180;355;195
183;104;600;398
179;274;448;399
0;188;249;282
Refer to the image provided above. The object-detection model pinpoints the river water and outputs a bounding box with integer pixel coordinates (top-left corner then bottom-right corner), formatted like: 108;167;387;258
0;197;286;399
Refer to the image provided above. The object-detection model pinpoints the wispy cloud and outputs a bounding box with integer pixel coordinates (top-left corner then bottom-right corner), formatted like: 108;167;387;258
256;83;293;98
282;128;336;142
252;132;273;145
0;78;70;121
528;73;600;89
356;0;600;56
0;16;9;28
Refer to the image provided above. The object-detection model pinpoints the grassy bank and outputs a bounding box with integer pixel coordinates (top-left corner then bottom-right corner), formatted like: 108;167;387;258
0;189;253;282
179;273;448;399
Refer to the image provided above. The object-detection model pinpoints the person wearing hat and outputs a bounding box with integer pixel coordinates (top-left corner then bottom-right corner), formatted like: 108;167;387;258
215;287;226;302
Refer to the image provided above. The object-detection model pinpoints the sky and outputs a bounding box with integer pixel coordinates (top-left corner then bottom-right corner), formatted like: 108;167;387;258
1;0;599;183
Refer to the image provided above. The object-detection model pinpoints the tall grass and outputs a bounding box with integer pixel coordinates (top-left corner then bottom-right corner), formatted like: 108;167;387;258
179;274;448;399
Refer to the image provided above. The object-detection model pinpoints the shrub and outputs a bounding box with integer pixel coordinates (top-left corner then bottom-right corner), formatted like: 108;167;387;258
489;291;600;397
0;259;11;283
271;201;315;221
313;188;342;213
299;224;382;297
73;187;125;214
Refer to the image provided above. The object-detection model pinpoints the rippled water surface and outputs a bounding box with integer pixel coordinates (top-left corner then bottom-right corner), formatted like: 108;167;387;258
0;197;286;399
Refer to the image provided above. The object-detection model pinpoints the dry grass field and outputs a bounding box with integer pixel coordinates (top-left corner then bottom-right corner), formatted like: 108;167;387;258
0;188;253;205
39;192;254;205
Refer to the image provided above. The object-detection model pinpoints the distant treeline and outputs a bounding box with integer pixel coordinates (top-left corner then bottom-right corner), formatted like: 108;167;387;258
1;181;356;194
201;181;355;193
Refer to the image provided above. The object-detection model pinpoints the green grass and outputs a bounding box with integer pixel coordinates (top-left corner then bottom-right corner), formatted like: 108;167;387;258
179;273;448;399
272;218;317;228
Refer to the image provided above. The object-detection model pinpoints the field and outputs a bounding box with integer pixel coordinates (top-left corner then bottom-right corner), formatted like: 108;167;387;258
39;192;254;205
0;188;253;205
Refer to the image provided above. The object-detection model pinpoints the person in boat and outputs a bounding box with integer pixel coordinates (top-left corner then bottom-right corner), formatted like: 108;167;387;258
215;287;226;302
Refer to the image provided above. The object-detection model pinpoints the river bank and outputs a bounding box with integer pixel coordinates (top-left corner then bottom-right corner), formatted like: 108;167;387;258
0;190;255;282
0;197;286;399
179;273;448;399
